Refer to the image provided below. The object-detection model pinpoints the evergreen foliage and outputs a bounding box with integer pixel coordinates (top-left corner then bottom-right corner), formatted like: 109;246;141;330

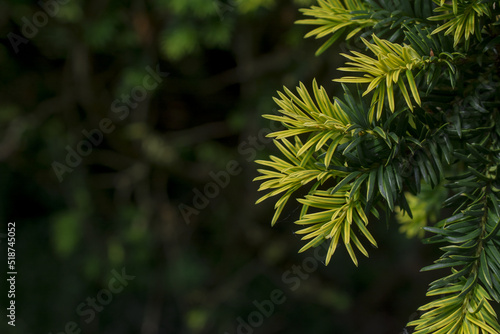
255;0;500;332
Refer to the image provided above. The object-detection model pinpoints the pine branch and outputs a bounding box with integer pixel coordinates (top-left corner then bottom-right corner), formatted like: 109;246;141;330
408;103;500;333
429;0;492;47
296;0;375;55
335;35;425;117
255;1;500;332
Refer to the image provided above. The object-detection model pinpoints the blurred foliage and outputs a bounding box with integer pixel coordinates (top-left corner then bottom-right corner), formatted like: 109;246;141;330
0;0;437;333
396;183;448;239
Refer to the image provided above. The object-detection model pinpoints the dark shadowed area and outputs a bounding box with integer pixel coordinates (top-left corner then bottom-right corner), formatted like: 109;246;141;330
0;1;439;333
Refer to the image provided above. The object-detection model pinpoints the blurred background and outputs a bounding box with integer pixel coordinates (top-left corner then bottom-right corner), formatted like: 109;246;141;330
0;0;442;333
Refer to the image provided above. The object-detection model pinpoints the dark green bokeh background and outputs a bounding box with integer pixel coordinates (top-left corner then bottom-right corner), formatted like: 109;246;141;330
0;1;439;333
